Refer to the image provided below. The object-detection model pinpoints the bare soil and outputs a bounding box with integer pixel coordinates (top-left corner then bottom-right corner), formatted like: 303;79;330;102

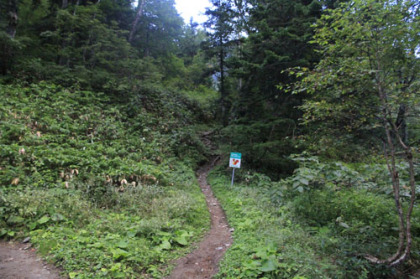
166;158;233;279
0;241;62;279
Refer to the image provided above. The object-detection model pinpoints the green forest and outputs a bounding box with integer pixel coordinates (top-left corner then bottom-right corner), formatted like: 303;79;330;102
0;0;419;278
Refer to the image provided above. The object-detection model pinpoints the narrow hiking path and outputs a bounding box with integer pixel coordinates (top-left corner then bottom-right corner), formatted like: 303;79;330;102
0;241;62;279
167;157;233;279
0;131;230;279
1;159;231;279
0;159;231;279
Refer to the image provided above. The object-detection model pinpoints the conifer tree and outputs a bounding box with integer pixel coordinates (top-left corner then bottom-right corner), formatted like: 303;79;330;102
204;0;236;126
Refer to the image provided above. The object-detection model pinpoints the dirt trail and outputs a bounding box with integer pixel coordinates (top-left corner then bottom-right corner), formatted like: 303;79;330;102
0;160;231;279
1;131;230;279
167;157;233;279
0;241;62;279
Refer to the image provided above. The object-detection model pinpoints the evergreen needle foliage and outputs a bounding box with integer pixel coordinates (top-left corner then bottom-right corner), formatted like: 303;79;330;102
1;0;419;277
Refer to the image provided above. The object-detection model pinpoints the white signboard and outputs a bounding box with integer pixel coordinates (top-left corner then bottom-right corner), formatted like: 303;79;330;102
229;152;241;168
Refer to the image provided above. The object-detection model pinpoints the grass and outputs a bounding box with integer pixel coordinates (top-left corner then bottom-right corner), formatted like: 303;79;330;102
208;163;420;279
208;168;337;279
1;157;210;279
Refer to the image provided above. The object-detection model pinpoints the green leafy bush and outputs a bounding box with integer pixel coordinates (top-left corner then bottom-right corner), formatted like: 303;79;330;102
209;155;420;278
0;82;210;278
208;169;337;279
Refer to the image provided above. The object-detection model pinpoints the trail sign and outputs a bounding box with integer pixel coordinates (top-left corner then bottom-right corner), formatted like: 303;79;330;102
229;152;242;168
229;152;242;186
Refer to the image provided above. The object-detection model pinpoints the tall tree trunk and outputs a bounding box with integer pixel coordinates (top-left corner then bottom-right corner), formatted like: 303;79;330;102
82;0;101;67
395;104;408;144
144;28;150;57
58;0;80;66
1;0;18;75
62;0;68;9
7;0;18;38
129;0;146;43
73;0;79;16
365;63;416;267
219;46;228;126
1;44;11;75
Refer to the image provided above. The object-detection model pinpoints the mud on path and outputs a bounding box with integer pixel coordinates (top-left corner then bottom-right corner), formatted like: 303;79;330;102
167;158;233;279
0;241;62;279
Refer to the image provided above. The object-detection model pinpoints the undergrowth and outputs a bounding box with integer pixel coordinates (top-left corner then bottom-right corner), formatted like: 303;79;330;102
209;170;336;279
0;82;210;278
209;154;420;278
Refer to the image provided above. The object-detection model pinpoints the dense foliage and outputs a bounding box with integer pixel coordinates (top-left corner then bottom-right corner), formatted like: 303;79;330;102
0;82;211;277
0;0;419;278
204;0;324;178
209;155;420;278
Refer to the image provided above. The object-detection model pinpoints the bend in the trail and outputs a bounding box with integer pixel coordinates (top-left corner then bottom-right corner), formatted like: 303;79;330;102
166;157;232;279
